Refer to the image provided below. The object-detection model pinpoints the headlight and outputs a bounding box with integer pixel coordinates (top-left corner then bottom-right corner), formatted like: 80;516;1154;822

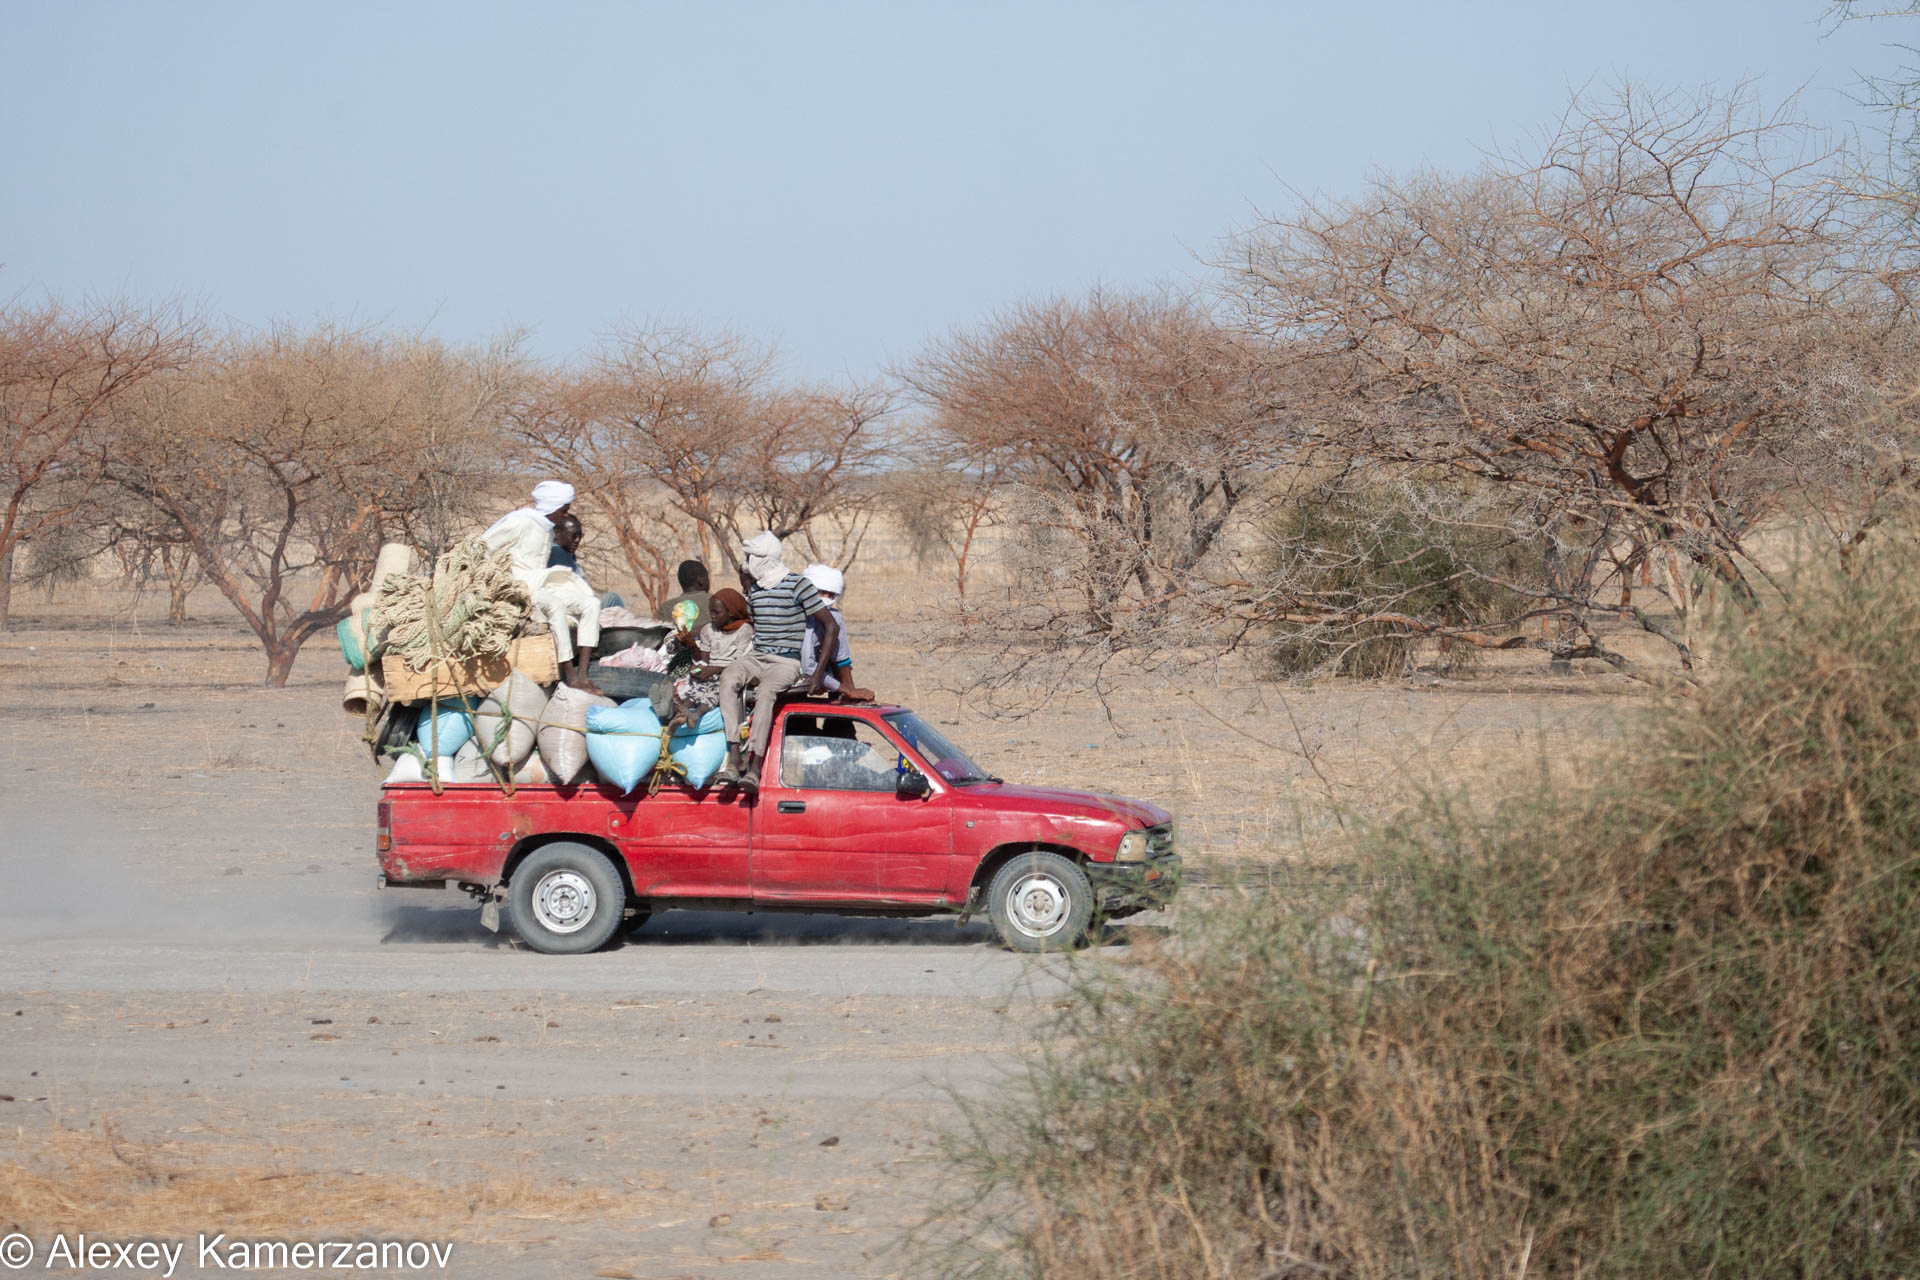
1116;831;1148;862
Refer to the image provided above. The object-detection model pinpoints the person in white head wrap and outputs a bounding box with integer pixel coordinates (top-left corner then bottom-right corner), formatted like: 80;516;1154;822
481;480;604;690
482;480;575;591
714;532;840;790
531;480;575;516
799;563;873;703
741;530;789;590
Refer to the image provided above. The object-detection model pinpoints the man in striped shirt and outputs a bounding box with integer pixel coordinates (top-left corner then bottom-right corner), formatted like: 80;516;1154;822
714;531;840;791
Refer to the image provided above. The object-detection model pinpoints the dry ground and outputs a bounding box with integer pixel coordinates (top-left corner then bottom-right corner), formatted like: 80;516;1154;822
0;574;1644;1277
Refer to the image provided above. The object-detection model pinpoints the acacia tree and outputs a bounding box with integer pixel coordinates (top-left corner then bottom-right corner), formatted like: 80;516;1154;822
103;376;218;625
112;326;520;685
602;328;894;571
882;455;1006;605
900;288;1278;700
389;332;529;560
516;326;893;605
513;367;690;607
0;300;197;629
1223;83;1911;669
670;380;896;568
1828;2;1920;187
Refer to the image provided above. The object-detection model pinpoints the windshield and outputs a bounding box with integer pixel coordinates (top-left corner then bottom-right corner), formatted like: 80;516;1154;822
885;712;994;785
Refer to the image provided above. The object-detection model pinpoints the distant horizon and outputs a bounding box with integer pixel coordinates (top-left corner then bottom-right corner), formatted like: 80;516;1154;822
3;0;1907;381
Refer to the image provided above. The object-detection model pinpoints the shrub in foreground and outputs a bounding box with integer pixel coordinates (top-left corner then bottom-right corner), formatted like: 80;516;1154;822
922;550;1920;1278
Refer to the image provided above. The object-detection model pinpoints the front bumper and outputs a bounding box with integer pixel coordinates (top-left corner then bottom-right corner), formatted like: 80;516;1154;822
1085;853;1182;915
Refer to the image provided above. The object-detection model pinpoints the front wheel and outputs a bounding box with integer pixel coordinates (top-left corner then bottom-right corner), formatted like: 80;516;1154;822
986;852;1095;953
506;842;625;955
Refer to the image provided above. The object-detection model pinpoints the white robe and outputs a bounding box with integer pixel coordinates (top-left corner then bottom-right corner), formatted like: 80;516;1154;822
483;507;599;664
480;507;554;594
534;566;601;665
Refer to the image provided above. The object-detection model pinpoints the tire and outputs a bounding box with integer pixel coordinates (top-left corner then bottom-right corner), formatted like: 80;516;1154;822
506;842;625;955
986;852;1096;953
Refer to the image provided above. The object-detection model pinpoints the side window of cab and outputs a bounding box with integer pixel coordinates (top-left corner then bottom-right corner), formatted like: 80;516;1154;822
780;715;906;792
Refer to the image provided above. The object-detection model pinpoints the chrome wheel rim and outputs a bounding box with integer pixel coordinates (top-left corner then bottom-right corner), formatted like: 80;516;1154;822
1005;872;1070;938
531;869;597;934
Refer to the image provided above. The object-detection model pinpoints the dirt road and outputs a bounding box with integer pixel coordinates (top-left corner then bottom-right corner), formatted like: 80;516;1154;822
1;759;1079;1277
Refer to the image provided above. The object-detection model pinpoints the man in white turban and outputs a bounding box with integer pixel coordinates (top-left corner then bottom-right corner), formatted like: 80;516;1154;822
714;531;840;790
482;481;604;690
482;480;576;591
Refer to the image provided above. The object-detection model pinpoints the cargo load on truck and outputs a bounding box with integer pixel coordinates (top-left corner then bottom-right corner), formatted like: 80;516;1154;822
342;532;725;797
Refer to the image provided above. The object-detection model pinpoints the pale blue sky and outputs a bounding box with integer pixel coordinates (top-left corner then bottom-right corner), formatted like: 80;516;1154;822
2;1;1906;379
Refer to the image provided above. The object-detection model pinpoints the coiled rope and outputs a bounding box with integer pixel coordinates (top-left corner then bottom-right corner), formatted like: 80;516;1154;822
370;537;532;672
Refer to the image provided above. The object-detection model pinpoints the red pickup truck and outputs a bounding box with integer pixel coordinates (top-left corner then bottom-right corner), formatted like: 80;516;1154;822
376;701;1180;954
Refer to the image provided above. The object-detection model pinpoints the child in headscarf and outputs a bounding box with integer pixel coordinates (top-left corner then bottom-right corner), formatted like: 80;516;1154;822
667;587;754;731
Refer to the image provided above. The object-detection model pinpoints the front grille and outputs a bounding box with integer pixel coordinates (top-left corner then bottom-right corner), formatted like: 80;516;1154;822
1146;823;1175;857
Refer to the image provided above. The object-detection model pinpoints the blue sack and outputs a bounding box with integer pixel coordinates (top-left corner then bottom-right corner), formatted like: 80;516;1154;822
415;698;479;757
585;699;663;794
668;708;728;788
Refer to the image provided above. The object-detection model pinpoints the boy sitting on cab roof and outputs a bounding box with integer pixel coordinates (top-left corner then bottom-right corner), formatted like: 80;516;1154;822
800;564;874;704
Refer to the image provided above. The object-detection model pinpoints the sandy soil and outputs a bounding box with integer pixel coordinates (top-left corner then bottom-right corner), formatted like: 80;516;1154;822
0;583;1643;1276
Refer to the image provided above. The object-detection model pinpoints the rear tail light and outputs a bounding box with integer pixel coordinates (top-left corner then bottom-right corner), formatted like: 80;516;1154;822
376;800;391;853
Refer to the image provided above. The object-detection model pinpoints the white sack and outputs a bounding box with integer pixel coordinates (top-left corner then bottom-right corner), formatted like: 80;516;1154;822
448;739;495;783
474;670;549;767
537;684;615;785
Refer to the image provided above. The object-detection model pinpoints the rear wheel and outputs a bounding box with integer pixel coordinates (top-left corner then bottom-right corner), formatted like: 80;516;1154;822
506;842;624;955
986;852;1095;953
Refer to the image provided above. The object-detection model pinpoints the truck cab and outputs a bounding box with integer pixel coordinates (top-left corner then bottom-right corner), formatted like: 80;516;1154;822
377;701;1180;954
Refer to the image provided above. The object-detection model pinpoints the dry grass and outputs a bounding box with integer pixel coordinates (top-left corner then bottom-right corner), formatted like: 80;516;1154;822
0;1123;623;1239
919;546;1920;1279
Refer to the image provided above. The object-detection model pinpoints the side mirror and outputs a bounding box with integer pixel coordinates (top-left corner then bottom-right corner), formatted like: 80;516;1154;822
896;769;932;800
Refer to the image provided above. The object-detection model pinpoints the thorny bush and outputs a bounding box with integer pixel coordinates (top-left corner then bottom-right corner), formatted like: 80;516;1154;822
918;546;1920;1279
1264;483;1544;678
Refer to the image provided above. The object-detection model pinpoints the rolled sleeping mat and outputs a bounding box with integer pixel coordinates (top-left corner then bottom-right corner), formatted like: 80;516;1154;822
336;590;376;672
369;543;414;592
355;545;413;665
342;672;385;718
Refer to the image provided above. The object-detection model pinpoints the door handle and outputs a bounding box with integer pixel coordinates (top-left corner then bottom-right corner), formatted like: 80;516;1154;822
777;800;806;814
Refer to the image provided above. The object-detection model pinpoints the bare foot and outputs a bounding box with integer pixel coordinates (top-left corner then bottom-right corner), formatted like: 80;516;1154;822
569;677;609;698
